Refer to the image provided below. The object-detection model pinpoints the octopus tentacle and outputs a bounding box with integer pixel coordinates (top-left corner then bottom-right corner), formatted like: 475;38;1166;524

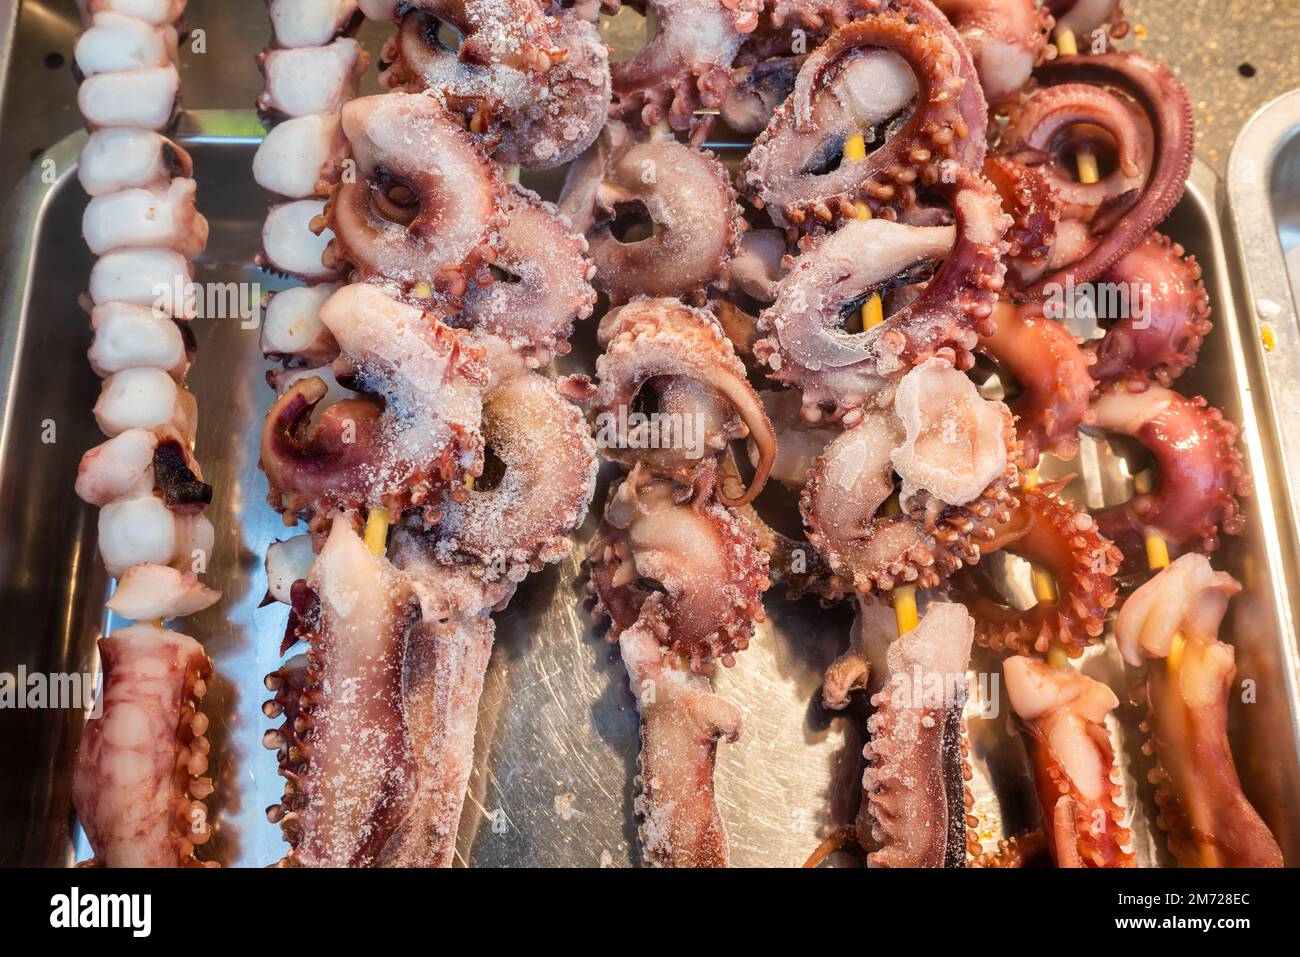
1085;232;1212;389
264;516;418;868
259;284;487;528
979;300;1095;466
948;482;1121;657
589;297;776;506
451;184;596;366
1001;52;1195;298
983;155;1060;286
932;0;1055;105
1004;655;1136;867
1116;554;1283;868
741;10;988;227
321;92;506;297
861;601;978;866
588;465;770;672
618;617;742;867
755;168;1010;421
73;625;216;868
802;359;1019;593
559;123;744;305
1090;385;1250;557
433;369;599;580
379;529;517;868
612;0;763;144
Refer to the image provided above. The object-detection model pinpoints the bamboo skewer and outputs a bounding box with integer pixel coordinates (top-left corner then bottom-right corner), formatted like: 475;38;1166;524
842;134;917;633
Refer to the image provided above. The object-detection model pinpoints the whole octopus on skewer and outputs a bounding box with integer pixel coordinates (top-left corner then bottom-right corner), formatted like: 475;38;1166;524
252;0;605;867
580;298;777;866
70;0;224;868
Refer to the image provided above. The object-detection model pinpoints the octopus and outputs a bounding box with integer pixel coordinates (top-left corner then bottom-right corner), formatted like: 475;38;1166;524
1084;232;1212;389
381;6;611;170
588;465;770;673
257;38;368;122
1116;554;1284;867
740;8;988;228
1090;385;1250;558
321;92;506;297
822;599;979;867
586;297;776;506
801;358;1019;593
79;127;192;197
978;299;1096;466
611;0;763;145
997;52;1195;298
449;183;597;367
73;625;216;867
948;482;1121;658
558;123;744;305
754;167;1010;422
932;0;1054;105
259;283;488;527
1003;656;1135;867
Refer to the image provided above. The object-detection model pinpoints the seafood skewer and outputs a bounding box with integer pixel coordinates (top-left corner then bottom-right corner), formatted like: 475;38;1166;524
70;0;221;867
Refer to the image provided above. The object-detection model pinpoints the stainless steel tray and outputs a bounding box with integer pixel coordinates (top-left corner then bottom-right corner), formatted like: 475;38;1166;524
2;107;1298;867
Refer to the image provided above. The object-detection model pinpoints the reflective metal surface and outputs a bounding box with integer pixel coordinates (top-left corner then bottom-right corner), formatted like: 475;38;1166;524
0;109;1297;866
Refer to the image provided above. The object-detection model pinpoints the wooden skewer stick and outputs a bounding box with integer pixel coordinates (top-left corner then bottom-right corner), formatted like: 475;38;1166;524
840;135;916;632
844;135;886;330
363;507;390;557
1054;29;1101;185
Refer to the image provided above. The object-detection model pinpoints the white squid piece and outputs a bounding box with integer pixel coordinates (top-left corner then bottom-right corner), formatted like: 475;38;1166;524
259;38;365;119
93;366;196;438
89;301;188;378
82;178;209;257
252;112;342;199
77;64;179;130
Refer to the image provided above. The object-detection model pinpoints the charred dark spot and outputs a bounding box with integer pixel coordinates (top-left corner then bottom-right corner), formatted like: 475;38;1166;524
1238;63;1256;78
153;440;213;508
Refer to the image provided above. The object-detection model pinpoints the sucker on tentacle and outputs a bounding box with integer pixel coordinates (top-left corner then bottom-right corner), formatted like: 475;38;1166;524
73;625;216;868
1004;655;1135;867
1116;554;1283;868
1089;385;1250;560
948;481;1120;658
